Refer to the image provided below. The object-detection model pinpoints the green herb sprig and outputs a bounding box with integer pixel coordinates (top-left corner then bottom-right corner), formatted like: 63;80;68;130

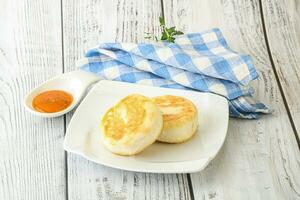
145;17;184;43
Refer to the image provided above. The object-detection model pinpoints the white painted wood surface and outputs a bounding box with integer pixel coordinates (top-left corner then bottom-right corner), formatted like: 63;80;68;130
1;0;300;199
163;0;300;199
0;0;66;199
262;0;300;136
62;0;191;199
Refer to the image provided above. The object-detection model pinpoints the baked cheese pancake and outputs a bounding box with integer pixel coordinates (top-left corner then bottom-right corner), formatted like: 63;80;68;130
101;94;163;155
152;95;198;143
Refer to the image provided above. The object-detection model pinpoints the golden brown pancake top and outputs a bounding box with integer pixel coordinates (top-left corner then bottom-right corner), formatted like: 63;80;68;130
102;94;152;141
153;95;197;122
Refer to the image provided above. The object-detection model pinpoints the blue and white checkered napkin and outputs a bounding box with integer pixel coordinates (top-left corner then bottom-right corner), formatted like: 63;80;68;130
77;28;271;119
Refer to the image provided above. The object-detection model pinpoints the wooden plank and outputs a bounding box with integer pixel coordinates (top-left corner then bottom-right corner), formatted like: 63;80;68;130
163;0;300;199
261;0;300;137
62;0;191;199
0;0;66;199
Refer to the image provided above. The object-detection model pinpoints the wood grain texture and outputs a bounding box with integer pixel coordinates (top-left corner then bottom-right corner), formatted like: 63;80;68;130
163;0;300;199
62;0;191;199
0;0;66;199
262;0;300;136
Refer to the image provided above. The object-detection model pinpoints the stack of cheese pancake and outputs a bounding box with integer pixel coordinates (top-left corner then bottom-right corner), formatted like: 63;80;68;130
101;94;198;156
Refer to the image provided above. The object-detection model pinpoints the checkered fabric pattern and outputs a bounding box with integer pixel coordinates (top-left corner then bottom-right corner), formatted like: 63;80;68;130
77;28;270;118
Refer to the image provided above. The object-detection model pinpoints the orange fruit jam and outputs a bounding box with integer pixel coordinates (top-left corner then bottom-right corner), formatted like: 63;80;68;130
32;90;73;113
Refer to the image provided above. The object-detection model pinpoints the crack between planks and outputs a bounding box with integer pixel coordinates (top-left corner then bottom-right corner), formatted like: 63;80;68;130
160;0;165;19
187;174;195;200
60;0;69;199
63;115;69;200
258;0;300;149
160;1;195;198
159;0;196;198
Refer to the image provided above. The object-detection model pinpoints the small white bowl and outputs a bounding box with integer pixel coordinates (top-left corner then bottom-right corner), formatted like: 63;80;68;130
24;70;101;118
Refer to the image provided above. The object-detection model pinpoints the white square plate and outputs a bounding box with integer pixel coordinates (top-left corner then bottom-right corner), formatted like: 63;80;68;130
64;80;229;173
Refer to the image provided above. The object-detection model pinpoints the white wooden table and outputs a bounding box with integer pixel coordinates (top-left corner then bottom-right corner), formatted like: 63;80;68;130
1;0;300;199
